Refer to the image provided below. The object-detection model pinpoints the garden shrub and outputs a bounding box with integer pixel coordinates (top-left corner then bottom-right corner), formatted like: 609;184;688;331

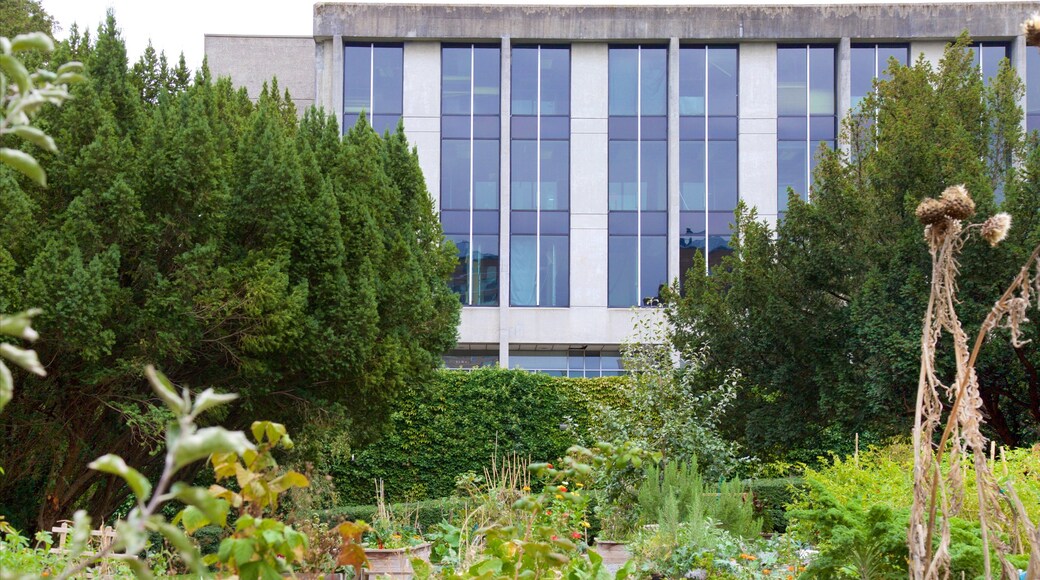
745;477;804;532
328;368;625;504
314;497;470;532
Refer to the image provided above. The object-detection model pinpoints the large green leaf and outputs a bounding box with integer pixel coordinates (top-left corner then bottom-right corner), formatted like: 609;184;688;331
0;148;44;186
88;454;152;503
172;426;254;470
10;32;53;54
145;365;185;415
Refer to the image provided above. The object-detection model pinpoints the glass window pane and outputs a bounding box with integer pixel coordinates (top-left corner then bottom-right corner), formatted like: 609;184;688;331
707;47;738;117
472;234;499;305
608;236;638;307
777;141;808;211
510;235;537;306
541;47;570;116
511;140;537;210
447;233;469;303
679;46;706;116
373;45;403;115
878;45;908;78
981;44;1008;84
809;47;835;115
609;48;638;116
641;140;667;211
474;47;501;115
441;140;471;210
641;235;667;305
442;47;472;115
641;47;668;116
680;140;706;211
708;140;737;211
473;139;500;209
850;46;875;110
609;141;638;210
777;46;807;116
540;235;569;307
1030;48;1040;115
541;140;569;211
511;47;537;115
344;45;372;114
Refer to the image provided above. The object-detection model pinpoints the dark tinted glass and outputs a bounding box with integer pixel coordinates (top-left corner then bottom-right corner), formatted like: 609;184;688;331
541;140;569;210
511;211;537;234
442;116;470;139
540;117;570;140
540;235;569;306
877;45;908;79
640;236;667;305
980;44;1009;85
473;116;500;139
680;116;706;140
473;47;501;115
511;47;538;115
608;141;638;210
1030;48;1040;115
472;234;499;305
708;140;737;211
447;233;469;302
441;140;470;210
472;210;499;234
679;46;706;115
777;141;808;210
372;115;400;135
642;116;668;140
510;234;537;306
641;47;668;116
473;139;500;209
344;45;372;114
442;47;471;115
777;46;807;116
608;236;638;307
440;210;470;234
511;140;537;210
541;47;570;116
641;211;668;235
809;116;835;141
707;47;738;116
541;211;569;235
608;212;638;235
808;47;835;115
641;140;667;211
373;45;403;114
680;140;706;211
850;46;875;109
777;116;807;140
609;48;638;116
707;117;737;140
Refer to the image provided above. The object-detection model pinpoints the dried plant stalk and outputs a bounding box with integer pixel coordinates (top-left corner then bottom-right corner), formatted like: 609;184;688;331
910;190;1040;580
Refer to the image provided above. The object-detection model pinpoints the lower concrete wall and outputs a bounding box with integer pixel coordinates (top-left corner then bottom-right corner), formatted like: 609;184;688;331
205;35;316;114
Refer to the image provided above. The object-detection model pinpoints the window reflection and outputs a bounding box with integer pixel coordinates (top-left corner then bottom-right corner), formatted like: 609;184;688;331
343;43;403;133
777;45;835;210
508;350;625;377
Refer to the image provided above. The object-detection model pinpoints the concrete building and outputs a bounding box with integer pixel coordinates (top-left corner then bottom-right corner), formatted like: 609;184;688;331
205;2;1038;375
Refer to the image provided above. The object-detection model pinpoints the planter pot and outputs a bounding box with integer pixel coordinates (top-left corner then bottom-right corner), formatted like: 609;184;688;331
362;543;432;578
592;540;630;571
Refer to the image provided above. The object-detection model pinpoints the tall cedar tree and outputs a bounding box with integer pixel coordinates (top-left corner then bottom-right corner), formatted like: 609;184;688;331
668;36;1040;460
0;13;459;529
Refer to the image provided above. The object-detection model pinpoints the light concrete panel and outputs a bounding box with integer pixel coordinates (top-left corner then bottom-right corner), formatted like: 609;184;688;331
506;307;664;345
401;116;439;133
571;133;608;215
571;44;609;120
739;43;776;120
740;134;778;218
315;38;334;114
911;41;947;68
333;35;343;130
572;118;608;134
739;118;775;134
458;308;501;343
406;131;440;211
205;35;316;115
403;42;441;118
571;213;608;230
837;38;852;155
570;228;608;308
739;43;778;219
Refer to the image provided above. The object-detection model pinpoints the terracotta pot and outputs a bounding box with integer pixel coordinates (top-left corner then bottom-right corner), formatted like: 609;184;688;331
592;540;630;569
362;542;432;578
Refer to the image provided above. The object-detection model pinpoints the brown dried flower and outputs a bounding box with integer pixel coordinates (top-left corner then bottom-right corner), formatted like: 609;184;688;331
940;184;975;220
981;212;1011;247
1025;13;1040;47
916;197;947;225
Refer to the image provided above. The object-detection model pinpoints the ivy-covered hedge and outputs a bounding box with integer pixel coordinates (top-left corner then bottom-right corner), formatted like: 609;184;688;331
329;368;625;505
745;477;804;532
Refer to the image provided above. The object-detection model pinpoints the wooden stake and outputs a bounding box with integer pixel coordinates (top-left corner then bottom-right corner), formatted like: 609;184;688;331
855;433;859;468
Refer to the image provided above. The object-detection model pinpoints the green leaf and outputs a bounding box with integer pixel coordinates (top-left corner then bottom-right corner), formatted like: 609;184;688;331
0;343;45;376
268;470;309;494
172;426;254;470
0;362;12;412
191;388;238;416
0;148;45;187
0;54;31;92
169;482;229;528
176;505;210;534
0;309;42;340
122;556;155;580
145;365;185;414
11;33;54;54
153;521;206;576
233;537;256;565
68;510;92;560
217;538;234;562
411;557;433;579
88;454;151;503
11;126;56;153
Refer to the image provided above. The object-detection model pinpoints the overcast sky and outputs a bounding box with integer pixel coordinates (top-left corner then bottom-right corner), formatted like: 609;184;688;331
39;0;1024;72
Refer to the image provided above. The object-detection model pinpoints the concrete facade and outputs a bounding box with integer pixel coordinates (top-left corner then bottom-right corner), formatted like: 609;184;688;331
207;2;1037;371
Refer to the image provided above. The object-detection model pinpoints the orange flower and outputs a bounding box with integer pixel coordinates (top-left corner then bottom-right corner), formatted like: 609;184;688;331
558;485;568;492
739;553;757;561
571;531;582;539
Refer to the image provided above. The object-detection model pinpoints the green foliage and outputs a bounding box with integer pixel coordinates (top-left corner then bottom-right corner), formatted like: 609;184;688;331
0;12;459;529
330;368;623;505
666;34;1040;460
316;497;471;532
744;478;804;533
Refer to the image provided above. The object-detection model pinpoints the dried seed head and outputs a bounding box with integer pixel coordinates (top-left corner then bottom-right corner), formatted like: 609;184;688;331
1025;13;1040;47
916;197;947;225
925;218;952;246
981;212;1011;247
940;184;976;220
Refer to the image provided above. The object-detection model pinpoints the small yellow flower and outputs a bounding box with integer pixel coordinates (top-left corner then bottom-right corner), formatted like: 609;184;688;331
522;485;531;492
555;494;564;500
581;521;590;528
576;482;584;488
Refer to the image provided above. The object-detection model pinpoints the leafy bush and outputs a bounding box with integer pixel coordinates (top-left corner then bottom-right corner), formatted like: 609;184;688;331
745;477;803;532
314;497;471;532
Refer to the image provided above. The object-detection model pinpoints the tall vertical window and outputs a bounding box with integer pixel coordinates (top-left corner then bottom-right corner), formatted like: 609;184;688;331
777;45;835;211
343;43;403;134
850;43;909;111
608;45;668;307
1029;48;1040;133
969;42;1011;86
510;46;570;307
678;45;737;285
441;44;501;306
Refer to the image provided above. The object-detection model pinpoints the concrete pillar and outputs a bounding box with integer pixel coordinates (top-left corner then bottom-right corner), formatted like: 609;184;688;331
837;37;852;156
667;38;680;288
403;42;442;212
569;43;610;309
332;34;344;132
738;42;778;227
1014;34;1028;135
314;38;335;114
499;37;512;368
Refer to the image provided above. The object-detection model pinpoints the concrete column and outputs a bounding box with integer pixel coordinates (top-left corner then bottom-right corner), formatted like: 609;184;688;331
314;38;335;114
403;42;442;212
499;37;512;368
837;37;851;156
1014;34;1028;135
569;43;610;308
667;38;680;287
738;42;778;226
332;34;344;132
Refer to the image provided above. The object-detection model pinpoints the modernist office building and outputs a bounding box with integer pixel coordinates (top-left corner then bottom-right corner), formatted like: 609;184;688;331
205;2;1038;375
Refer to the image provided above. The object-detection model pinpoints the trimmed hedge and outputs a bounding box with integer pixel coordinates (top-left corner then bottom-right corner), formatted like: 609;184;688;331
329;368;625;505
746;477;804;532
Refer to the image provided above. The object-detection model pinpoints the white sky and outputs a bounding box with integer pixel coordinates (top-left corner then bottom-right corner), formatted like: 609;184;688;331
39;0;1022;71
